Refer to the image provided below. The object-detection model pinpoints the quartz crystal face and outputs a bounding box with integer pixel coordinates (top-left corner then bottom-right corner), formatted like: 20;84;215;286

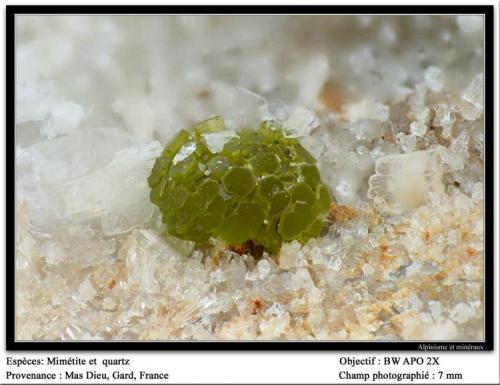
148;117;332;252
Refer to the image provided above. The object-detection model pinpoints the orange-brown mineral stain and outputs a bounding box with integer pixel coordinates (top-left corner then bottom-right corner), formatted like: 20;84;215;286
107;278;117;290
156;304;169;317
379;244;389;254
329;202;357;223
381;131;397;145
229;241;265;260
319;81;344;112
229;241;252;256
249;298;265;315
378;242;396;265
210;251;220;270
433;271;447;281
380;253;396;264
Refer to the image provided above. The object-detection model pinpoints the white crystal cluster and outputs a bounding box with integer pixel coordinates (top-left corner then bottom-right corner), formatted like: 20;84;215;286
15;15;484;341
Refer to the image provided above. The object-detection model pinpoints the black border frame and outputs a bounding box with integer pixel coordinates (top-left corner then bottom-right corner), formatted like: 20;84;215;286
6;5;494;351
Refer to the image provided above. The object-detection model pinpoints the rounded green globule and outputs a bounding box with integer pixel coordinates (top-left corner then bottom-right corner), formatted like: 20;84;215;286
148;116;333;253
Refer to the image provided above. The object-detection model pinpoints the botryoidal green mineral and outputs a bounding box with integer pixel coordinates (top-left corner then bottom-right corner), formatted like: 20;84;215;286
148;116;332;253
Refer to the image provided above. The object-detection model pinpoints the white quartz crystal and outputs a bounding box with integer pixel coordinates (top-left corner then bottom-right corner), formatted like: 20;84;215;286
424;66;444;92
279;241;307;270
64;140;162;235
284;107;319;138
422;320;458;340
112;95;155;139
345;100;389;123
367;149;445;209
245;259;271;281
428;301;443;320
42;101;85;139
41;241;65;265
433;105;455;139
396;132;417;153
463;73;484;109
286;53;329;108
78;279;97;302
449;302;476;324
450;132;470;158
124;230;163;293
409;121;427;137
201;131;238;153
173;141;196;164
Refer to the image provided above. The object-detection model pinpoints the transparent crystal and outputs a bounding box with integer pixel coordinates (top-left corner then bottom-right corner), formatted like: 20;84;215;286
462;73;483;109
64;141;162;235
450;133;469;158
78;279;97;302
410;121;427;137
396;132;416;153
172;141;196;164
41;101;85;139
367;149;445;209
284;107;319;138
279;241;307;270
449;302;476;324
428;301;443;320
424;66;444;92
41;240;65;265
201;131;238;153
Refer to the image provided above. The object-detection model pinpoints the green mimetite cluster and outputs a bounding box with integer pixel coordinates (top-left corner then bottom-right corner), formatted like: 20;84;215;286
148;116;332;253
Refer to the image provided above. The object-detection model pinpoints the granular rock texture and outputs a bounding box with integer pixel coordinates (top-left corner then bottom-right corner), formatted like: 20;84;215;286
15;15;484;341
